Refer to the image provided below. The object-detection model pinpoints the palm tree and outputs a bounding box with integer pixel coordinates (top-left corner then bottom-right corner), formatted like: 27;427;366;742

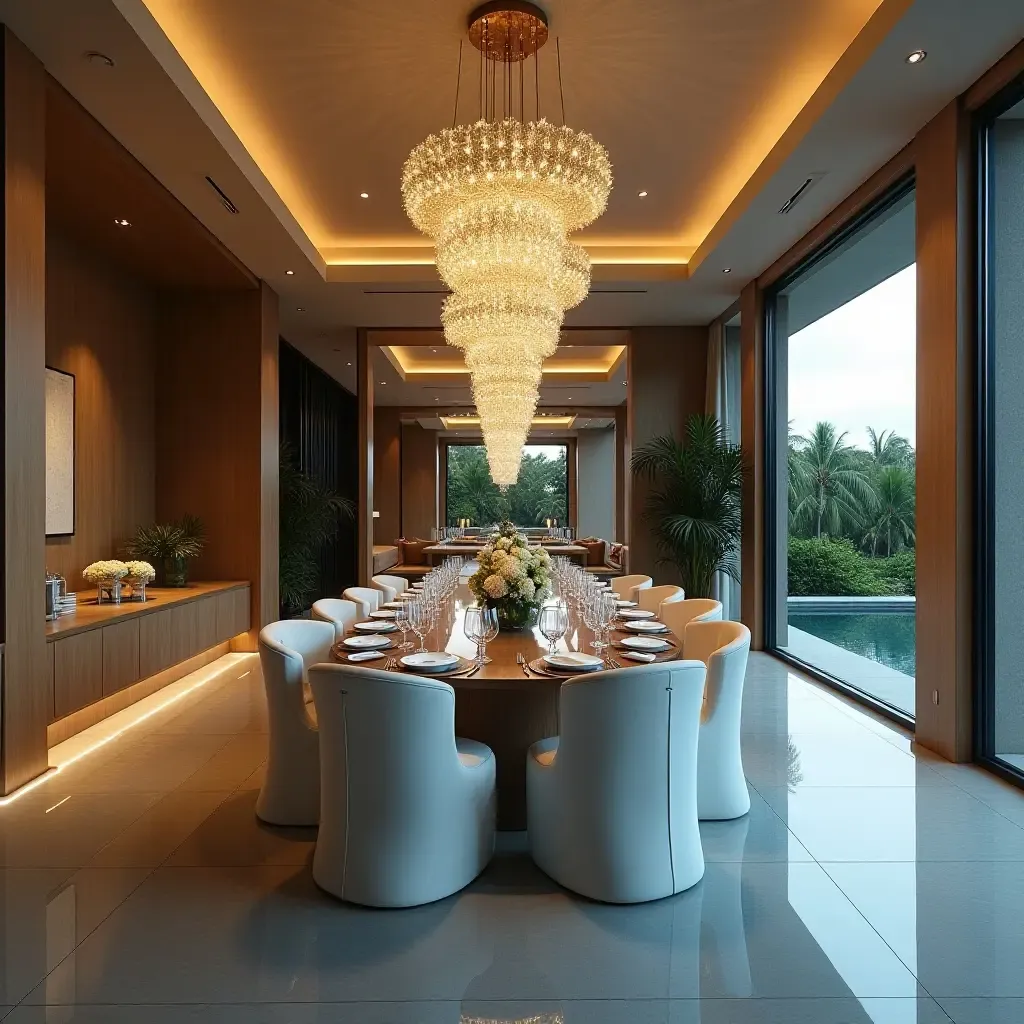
862;464;916;556
790;422;877;540
866;427;915;471
631;415;743;598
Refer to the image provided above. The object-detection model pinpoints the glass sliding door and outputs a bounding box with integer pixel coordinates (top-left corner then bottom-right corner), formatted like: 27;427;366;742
765;180;917;720
977;78;1024;783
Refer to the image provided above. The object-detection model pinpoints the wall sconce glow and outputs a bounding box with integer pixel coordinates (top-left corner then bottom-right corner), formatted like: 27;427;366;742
114;218;130;227
905;50;927;64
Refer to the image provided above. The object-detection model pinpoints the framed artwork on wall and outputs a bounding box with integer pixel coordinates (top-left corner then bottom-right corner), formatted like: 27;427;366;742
45;366;76;537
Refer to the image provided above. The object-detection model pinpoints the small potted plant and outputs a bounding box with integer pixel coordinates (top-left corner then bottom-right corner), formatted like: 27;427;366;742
123;560;156;601
127;515;205;587
83;559;129;604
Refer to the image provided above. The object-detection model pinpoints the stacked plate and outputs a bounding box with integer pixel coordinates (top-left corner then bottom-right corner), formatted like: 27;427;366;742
618;634;673;653
353;620;397;633
622;620;671;634
539;652;604;676
342;634;392;650
619;608;655;620
369;609;397;619
399;651;459;673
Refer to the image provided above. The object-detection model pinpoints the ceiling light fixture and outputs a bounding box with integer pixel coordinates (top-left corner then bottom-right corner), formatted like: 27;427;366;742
402;2;612;487
114;217;130;227
360;192;370;199
296;307;305;312
905;49;927;64
722;267;732;274
286;269;295;275
637;190;648;198
379;380;387;385
85;51;115;67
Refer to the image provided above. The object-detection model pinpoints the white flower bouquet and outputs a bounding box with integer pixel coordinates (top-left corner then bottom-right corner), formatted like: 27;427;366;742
124;560;156;584
468;521;552;629
82;560;129;584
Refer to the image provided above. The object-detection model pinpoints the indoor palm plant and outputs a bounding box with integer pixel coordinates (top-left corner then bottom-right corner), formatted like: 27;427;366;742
127;515;205;587
631;414;743;598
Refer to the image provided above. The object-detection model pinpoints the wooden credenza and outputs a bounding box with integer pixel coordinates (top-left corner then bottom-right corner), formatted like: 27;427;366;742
45;581;250;724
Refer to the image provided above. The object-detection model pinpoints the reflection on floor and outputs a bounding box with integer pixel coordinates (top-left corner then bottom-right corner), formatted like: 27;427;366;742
1;652;1023;1022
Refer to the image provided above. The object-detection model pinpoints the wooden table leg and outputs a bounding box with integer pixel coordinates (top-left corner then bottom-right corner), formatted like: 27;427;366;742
454;686;559;830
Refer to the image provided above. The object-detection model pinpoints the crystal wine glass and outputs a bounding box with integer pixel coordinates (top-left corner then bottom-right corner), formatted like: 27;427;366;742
408;599;429;654
394;602;413;650
538;602;568;655
463;605;485;664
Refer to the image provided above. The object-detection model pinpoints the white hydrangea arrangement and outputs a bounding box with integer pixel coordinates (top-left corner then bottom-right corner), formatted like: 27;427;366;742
82;560;129;583
468;521;551;627
124;560;156;583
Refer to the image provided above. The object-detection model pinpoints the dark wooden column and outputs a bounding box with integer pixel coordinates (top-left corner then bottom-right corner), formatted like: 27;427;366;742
0;28;49;794
357;329;374;586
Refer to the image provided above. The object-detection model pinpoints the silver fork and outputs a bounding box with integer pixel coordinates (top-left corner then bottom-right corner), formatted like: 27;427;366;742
515;652;531;677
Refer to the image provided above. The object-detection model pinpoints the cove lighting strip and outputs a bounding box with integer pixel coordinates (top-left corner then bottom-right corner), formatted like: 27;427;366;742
0;652;257;807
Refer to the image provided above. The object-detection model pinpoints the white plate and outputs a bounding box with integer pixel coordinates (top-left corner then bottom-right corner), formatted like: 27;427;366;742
369;609;396;618
400;651;458;672
624;620;670;633
621;635;672;651
543;652;604;672
614;599;637;608
412;583;425;589
343;634;392;649
381;601;404;609
619;608;656;619
354;621;397;632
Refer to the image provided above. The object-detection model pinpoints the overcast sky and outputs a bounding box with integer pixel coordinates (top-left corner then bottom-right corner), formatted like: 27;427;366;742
788;264;916;449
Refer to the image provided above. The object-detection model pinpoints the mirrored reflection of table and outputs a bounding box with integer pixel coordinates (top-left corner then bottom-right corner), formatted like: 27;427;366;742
342;585;682;829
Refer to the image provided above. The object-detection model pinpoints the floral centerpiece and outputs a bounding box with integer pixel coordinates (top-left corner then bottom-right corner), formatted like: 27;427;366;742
83;559;129;604
123;560;155;601
468;521;552;630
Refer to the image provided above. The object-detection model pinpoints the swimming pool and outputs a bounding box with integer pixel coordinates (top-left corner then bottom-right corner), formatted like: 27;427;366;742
788;612;916;677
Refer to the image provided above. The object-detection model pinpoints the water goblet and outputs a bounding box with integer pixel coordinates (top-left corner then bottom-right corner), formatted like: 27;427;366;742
538;602;569;655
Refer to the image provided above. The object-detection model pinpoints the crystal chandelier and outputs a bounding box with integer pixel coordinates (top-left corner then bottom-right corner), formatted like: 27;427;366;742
402;2;612;486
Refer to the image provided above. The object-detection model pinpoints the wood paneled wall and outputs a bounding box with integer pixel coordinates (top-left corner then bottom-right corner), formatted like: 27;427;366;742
627;327;709;582
155;283;279;649
401;423;438;540
914;98;973;762
1;28;49;793
373;408;401;545
44;232;157;582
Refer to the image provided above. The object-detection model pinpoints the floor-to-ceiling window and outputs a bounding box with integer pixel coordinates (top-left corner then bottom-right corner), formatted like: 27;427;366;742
445;442;569;528
977;78;1024;783
766;181;917;720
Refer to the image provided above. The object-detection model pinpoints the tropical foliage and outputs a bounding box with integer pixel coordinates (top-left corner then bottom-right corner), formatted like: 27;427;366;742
787;421;916;595
631;415;744;598
279;443;354;615
446;444;568;527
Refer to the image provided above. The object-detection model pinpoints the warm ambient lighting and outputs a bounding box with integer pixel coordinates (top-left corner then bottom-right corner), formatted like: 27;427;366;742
285;269;295;275
360;192;369;198
401;2;612;487
0;654;252;807
638;190;648;197
114;217;130;227
905;49;927;64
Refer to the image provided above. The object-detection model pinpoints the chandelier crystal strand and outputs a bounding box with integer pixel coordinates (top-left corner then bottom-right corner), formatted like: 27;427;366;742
402;7;612;486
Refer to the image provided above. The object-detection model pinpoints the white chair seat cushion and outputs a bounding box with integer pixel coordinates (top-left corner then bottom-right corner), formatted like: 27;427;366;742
529;737;559;766
456;737;493;768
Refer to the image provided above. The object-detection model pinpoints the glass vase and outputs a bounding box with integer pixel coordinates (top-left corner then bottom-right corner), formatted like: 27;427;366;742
157;556;189;588
97;579;122;605
125;578;149;602
495;600;540;631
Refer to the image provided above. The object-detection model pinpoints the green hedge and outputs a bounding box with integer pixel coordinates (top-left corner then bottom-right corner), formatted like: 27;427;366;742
788;538;916;597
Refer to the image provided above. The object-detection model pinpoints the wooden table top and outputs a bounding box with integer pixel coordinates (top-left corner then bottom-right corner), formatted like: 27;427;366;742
422;542;587;556
339;585;681;689
45;580;249;640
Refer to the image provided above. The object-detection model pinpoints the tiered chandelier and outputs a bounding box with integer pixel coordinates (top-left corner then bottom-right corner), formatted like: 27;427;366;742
402;2;612;486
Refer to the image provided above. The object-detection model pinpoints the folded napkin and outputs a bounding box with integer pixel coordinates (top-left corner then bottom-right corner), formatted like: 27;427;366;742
347;650;386;662
620;651;657;663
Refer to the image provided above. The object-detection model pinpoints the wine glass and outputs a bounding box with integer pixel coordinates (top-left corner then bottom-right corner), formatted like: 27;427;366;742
478;606;499;663
538;602;568;655
408;600;429;654
394;602;413;650
464;605;485;664
596;592;618;652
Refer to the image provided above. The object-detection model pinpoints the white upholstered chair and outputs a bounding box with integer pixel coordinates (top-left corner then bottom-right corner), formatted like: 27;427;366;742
610;574;653;599
527;661;706;903
343;586;381;618
660;598;724;639
308;662;496;907
637;584;685;614
371;574;409;603
684;619;752;820
311;598;359;641
256;619;335;826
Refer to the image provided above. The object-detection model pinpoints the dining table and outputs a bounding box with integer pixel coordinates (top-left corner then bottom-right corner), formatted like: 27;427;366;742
333;583;684;829
421;541;591;566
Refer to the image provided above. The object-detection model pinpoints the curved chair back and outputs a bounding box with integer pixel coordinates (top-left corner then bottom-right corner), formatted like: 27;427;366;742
308;663;496;907
256;619;335;825
610;574;653;599
527;661;706;903
636;584;685;614
343;586;381;618
684;619;751;820
371;574;409;603
311;598;359;641
660;598;723;640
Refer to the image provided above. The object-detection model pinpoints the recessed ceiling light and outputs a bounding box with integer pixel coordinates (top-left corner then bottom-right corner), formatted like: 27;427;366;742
114;217;130;227
359;192;369;199
296;307;305;312
285;269;294;275
434;397;439;401
379;380;386;385
905;49;927;65
85;51;115;68
637;190;648;198
346;362;352;366
623;380;628;385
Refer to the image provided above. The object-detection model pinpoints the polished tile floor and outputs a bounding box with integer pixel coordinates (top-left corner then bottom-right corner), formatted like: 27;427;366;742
1;653;1023;1022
